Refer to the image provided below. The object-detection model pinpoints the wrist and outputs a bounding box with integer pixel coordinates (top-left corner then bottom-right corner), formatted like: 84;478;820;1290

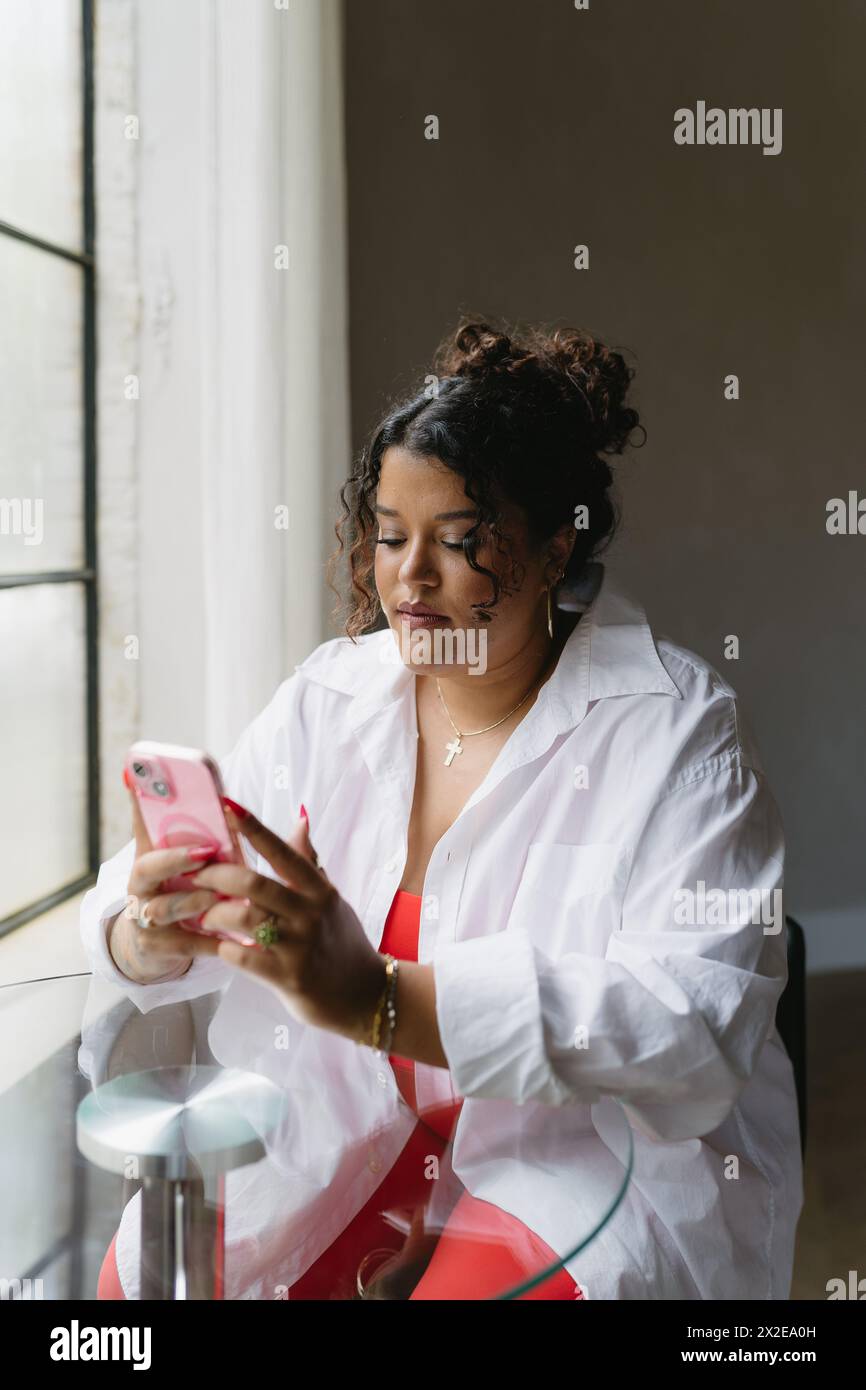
107;912;192;985
107;911;136;976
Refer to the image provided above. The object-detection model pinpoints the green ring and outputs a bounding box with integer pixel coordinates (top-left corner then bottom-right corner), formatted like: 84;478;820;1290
255;919;280;946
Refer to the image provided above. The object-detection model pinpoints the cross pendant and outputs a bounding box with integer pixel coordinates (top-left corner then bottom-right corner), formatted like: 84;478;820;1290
444;736;463;767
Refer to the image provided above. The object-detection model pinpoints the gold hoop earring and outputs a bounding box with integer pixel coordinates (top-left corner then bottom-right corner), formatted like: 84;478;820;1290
547;572;563;639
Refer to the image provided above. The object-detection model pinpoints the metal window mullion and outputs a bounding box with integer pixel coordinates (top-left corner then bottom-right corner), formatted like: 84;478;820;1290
82;0;99;882
0;218;94;267
0;570;95;588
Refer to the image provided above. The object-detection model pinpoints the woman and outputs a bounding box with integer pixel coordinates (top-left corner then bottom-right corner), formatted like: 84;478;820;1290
83;320;803;1300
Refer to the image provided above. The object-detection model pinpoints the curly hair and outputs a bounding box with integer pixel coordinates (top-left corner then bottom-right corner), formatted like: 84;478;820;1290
326;317;645;639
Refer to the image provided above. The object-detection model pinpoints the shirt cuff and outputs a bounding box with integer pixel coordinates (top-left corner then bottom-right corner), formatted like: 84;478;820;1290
80;866;232;1015
432;927;575;1106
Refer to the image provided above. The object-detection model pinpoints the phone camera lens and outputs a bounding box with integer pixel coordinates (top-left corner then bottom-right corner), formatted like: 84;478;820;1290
153;780;169;797
132;762;149;778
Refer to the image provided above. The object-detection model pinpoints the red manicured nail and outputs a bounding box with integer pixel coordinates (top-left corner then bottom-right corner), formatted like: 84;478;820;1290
299;803;308;822
122;767;133;790
221;795;249;820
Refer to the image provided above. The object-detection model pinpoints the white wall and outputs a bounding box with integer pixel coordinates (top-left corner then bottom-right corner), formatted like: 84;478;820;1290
343;0;866;976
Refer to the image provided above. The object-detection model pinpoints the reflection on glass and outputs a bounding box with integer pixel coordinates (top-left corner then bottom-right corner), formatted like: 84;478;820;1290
0;976;634;1301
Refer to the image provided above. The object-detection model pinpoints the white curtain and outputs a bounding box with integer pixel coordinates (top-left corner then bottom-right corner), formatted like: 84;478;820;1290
198;0;351;759
99;0;350;851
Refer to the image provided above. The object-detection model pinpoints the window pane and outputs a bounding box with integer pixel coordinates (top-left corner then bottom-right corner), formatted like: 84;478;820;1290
0;0;83;252
0;235;84;575
0;583;88;919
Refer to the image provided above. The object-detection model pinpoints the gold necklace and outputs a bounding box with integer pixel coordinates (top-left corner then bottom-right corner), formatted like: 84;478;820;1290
435;576;566;767
436;651;557;767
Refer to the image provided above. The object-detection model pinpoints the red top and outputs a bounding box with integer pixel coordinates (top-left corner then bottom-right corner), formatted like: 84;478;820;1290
380;888;464;1142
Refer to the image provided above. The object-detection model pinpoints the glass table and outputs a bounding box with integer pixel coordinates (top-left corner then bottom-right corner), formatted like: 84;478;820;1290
0;971;633;1301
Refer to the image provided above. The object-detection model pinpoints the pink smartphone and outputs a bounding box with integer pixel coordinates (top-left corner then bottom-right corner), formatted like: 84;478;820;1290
124;740;252;945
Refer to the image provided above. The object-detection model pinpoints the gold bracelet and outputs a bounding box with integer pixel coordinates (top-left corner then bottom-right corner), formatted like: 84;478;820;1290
364;953;396;1050
380;956;400;1053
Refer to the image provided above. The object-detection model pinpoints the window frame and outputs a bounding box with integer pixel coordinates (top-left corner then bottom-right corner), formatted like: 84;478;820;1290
0;0;99;938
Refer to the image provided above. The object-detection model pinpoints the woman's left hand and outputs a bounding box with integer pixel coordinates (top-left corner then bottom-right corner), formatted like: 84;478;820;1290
190;802;387;1044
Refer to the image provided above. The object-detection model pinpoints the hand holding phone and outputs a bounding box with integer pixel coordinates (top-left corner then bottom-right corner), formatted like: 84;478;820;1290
122;740;252;945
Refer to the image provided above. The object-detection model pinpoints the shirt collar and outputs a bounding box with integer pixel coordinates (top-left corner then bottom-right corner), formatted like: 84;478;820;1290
294;562;681;737
546;562;682;724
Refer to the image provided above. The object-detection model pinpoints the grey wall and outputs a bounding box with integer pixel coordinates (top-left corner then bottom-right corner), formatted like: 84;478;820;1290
342;0;866;973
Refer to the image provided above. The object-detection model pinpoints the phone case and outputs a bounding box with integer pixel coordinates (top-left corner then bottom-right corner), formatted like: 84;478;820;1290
124;740;252;945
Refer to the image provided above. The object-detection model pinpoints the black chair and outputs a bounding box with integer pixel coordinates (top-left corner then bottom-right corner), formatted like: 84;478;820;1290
774;916;807;1161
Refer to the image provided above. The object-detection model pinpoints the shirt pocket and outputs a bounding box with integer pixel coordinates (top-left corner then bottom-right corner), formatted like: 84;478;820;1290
508;842;629;957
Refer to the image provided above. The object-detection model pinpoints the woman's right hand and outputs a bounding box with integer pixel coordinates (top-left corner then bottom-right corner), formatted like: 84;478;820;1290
107;780;227;985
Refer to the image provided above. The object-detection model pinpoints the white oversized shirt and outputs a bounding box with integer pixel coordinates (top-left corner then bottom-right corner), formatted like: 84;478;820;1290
79;564;803;1299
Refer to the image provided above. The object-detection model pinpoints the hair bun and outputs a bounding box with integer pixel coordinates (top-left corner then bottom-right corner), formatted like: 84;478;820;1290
438;321;538;381
546;327;640;454
435;318;642;456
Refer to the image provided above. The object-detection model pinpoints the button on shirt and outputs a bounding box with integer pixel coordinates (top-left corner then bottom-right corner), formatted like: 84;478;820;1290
79;565;803;1299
